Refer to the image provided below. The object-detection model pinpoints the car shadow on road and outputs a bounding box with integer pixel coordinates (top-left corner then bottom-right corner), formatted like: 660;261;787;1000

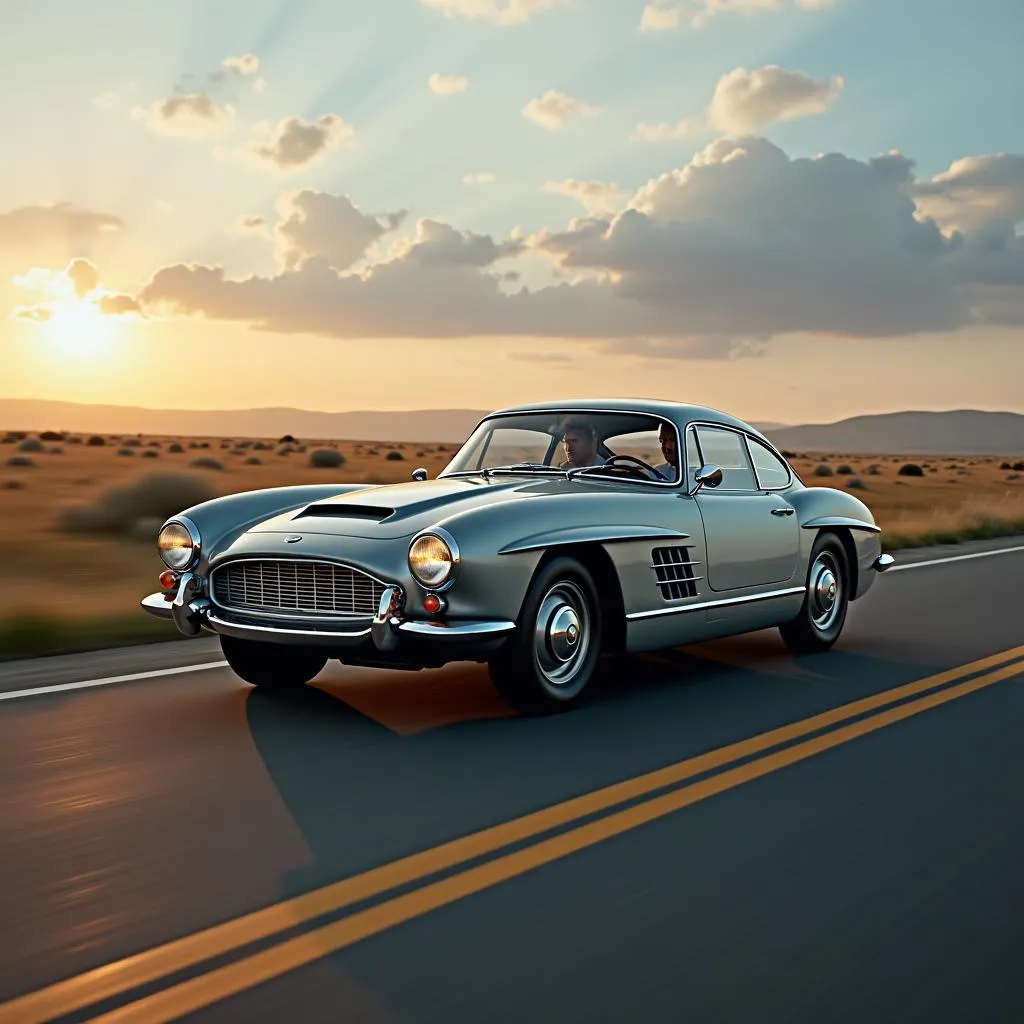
243;633;944;904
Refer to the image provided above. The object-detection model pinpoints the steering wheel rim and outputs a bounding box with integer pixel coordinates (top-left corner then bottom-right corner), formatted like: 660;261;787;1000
602;453;662;478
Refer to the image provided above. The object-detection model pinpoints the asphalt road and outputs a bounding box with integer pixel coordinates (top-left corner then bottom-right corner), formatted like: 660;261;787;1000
0;537;1022;1024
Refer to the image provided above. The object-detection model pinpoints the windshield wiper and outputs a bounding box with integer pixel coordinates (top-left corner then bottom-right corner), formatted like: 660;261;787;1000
488;463;567;477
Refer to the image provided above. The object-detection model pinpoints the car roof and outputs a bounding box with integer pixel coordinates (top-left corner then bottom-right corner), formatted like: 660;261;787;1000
485;397;767;440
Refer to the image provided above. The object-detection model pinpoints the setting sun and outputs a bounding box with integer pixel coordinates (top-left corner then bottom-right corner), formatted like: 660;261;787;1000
43;296;119;357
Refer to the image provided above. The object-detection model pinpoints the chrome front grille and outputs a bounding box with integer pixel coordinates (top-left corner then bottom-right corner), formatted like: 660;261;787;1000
211;559;387;618
651;546;702;601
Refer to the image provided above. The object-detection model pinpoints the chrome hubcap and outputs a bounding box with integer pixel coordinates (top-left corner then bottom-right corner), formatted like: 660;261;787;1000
809;553;842;630
533;581;590;686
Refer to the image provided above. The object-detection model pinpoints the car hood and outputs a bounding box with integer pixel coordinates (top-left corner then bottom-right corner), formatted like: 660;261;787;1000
246;474;569;539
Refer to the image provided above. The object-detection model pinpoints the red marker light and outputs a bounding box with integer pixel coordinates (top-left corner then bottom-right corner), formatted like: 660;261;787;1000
423;594;442;614
159;570;178;590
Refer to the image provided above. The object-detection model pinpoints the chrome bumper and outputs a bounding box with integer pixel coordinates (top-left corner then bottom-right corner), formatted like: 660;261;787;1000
871;553;895;572
141;580;515;650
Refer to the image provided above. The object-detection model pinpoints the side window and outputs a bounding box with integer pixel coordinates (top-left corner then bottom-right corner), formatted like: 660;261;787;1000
746;436;791;489
694;426;757;490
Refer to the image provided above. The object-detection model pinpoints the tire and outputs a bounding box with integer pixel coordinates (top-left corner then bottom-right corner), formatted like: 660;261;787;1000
219;635;328;690
487;555;603;715
779;531;850;654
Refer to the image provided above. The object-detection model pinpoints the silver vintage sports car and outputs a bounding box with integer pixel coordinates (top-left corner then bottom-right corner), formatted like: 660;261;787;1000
142;399;894;713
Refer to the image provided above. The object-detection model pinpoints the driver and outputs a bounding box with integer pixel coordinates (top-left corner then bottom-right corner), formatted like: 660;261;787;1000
557;417;606;469
650;422;679;481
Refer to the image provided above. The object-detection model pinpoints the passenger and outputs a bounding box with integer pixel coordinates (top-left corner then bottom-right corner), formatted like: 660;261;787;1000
557;417;606;469
650;422;679;481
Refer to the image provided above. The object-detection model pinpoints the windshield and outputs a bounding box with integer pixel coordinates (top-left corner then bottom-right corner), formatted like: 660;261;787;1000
440;410;681;484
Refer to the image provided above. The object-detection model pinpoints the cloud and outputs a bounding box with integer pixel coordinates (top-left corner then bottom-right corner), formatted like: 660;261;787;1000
507;350;572;362
463;172;497;185
274;191;407;271
429;72;469;94
223;54;259;75
248;113;354;171
633;117;706;142
132;93;236;138
635;64;841;142
11;258;143;322
134;137;1024;351
0;203;123;253
708;65;843;133
912;153;1024;234
639;0;834;32
522;90;598;130
420;0;566;24
543;179;631;217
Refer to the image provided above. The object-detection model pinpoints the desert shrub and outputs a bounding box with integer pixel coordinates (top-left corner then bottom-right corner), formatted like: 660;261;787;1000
56;471;217;534
142;449;159;458
278;446;293;456
3;480;25;489
363;472;385;485
6;456;35;467
296;444;307;453
845;477;867;490
812;463;833;477
39;430;66;441
148;440;161;448
246;456;263;465
1006;473;1021;481
49;446;63;454
279;434;296;444
122;438;142;447
864;464;882;475
250;442;269;450
1014;461;1024;471
18;438;44;452
189;456;223;470
86;435;106;446
4;431;27;441
310;449;346;468
898;463;924;477
117;447;135;456
67;435;83;444
168;442;184;453
836;464;854;475
386;450;405;461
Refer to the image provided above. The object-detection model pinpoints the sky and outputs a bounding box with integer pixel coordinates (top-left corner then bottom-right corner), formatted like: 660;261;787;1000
2;0;1023;425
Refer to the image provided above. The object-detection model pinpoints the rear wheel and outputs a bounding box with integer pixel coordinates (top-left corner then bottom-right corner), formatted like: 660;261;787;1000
219;635;328;690
488;556;602;715
779;532;850;654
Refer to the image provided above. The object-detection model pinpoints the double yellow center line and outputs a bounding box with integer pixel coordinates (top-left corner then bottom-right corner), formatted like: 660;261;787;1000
3;645;1022;1024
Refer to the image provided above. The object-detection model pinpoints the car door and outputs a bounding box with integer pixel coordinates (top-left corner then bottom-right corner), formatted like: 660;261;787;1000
690;424;801;591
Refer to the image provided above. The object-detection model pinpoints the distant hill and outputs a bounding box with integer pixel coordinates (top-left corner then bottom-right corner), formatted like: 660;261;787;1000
0;399;490;443
0;399;1020;453
762;410;1024;455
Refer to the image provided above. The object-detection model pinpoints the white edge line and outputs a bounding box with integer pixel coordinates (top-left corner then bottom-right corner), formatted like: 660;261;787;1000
0;661;228;703
885;543;1024;572
2;543;1022;703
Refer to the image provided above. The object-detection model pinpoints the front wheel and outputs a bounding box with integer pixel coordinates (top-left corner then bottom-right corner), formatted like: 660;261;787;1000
779;532;850;654
488;556;603;715
219;635;328;690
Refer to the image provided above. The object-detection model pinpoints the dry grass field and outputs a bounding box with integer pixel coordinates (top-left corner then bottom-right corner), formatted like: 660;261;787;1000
1;427;1022;657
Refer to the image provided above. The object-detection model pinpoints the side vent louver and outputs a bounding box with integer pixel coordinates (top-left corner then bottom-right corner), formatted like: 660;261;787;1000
651;546;701;601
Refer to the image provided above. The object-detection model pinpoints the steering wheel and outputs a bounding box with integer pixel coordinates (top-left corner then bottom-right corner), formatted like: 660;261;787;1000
602;453;662;479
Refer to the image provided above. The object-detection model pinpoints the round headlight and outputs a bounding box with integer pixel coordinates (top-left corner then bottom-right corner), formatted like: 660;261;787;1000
158;520;198;570
408;533;455;589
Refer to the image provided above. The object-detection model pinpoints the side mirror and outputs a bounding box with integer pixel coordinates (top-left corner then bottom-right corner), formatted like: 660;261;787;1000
689;463;723;495
412;467;428;481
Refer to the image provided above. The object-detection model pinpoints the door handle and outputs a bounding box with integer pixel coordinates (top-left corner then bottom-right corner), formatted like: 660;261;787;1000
770;507;795;516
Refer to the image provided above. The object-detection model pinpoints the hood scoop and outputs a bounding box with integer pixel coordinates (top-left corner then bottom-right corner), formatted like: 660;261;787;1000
294;503;395;522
